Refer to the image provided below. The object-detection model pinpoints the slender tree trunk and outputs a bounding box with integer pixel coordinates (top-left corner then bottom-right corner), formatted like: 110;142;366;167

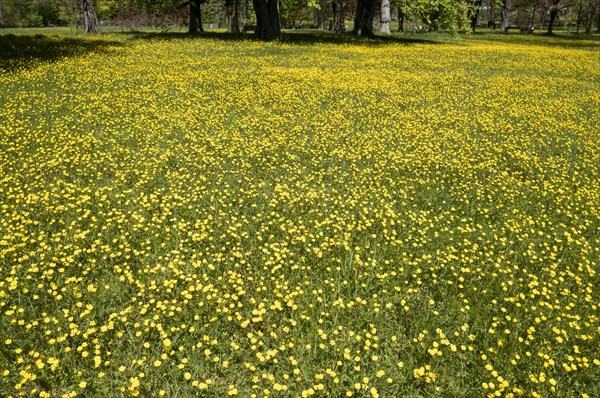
469;0;482;32
353;0;365;34
547;9;558;33
226;0;240;32
253;0;281;40
380;0;391;35
189;0;204;33
78;0;98;33
526;4;536;31
501;0;510;32
332;0;345;34
317;0;328;29
585;2;595;33
0;0;4;27
488;0;496;29
547;0;561;34
576;3;583;33
353;0;377;36
398;8;404;32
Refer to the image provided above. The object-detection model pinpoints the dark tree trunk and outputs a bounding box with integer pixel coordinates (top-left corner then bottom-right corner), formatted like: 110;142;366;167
253;0;281;40
226;0;240;33
398;8;404;32
332;0;345;34
585;2;595;34
529;5;537;31
547;0;561;34
576;3;583;33
316;0;328;29
353;0;377;36
189;0;204;33
488;0;496;29
469;0;482;32
547;8;558;34
501;0;510;32
78;0;98;33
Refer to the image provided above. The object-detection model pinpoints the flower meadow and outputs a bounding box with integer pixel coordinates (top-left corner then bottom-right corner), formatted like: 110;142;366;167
0;33;599;398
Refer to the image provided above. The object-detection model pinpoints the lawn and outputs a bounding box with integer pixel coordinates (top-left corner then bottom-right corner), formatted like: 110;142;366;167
0;30;599;398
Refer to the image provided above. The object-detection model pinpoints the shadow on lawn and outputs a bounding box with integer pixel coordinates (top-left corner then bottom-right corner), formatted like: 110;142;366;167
122;29;443;47
0;34;123;72
466;30;600;50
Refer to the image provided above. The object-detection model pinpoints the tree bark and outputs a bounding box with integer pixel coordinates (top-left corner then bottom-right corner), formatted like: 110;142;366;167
576;2;583;33
380;0;391;35
332;0;345;34
547;8;558;33
0;0;4;27
189;0;204;33
397;8;404;32
547;0;561;34
353;0;377;36
226;0;240;33
253;0;281;40
469;0;482;32
488;0;496;29
585;1;595;33
501;0;510;32
529;5;537;31
78;0;98;33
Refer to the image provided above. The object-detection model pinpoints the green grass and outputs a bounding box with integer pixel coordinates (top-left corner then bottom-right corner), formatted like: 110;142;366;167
0;29;599;398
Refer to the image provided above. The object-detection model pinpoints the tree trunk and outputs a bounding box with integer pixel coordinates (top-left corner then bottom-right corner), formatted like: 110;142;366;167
398;8;404;32
585;1;595;34
547;0;562;34
547;8;558;34
469;0;482;32
189;0;204;33
353;0;377;36
317;0;328;29
529;5;537;30
226;0;240;33
576;3;583;33
488;0;496;29
253;0;281;40
78;0;98;33
332;0;345;34
0;0;4;27
501;0;510;32
380;0;391;35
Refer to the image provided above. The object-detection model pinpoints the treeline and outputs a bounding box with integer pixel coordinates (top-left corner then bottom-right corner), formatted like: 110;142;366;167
0;0;598;38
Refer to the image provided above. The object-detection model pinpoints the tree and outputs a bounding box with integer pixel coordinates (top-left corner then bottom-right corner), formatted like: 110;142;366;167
585;0;598;33
79;0;98;32
188;0;205;32
380;0;391;34
226;0;240;32
332;0;345;33
253;0;281;40
468;0;483;31
548;0;561;35
353;0;377;35
501;0;510;31
37;0;62;26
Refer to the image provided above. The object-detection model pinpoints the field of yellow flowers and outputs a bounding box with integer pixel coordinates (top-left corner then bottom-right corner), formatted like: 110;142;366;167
0;32;599;397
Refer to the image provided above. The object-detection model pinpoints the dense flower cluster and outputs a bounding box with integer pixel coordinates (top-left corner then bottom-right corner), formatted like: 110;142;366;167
0;34;599;397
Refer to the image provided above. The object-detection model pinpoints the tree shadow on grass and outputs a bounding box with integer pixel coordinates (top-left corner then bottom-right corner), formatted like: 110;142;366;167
121;29;443;47
0;34;124;72
467;31;600;51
